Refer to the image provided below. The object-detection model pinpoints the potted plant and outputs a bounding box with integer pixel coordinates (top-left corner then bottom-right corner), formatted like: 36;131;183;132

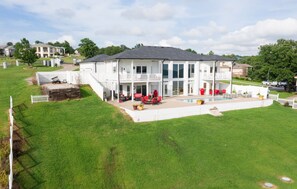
258;94;264;100
133;104;138;110
137;104;144;110
196;99;204;105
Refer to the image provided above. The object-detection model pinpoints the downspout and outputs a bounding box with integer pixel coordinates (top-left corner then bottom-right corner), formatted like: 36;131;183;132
212;61;217;97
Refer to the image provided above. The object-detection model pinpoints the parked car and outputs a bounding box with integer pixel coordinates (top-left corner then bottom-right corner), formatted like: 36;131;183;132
262;81;270;86
278;81;287;86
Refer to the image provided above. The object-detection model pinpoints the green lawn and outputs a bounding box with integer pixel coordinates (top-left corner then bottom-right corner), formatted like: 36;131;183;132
13;85;297;189
62;55;85;64
1;66;297;188
269;90;297;99
0;63;59;135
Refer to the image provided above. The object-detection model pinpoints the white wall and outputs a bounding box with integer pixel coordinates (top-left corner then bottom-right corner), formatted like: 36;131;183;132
124;99;273;122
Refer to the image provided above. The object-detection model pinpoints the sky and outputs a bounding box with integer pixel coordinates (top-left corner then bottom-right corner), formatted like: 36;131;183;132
1;0;297;55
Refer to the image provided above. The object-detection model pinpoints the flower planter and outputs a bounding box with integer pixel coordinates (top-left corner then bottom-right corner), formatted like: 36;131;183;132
196;100;204;105
133;105;138;110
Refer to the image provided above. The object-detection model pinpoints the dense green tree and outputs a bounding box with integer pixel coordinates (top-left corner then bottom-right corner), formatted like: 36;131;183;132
14;38;38;66
6;42;13;46
185;48;197;54
98;45;128;56
78;38;99;58
258;39;297;91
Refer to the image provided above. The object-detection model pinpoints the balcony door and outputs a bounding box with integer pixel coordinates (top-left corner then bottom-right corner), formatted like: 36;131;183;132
163;82;169;96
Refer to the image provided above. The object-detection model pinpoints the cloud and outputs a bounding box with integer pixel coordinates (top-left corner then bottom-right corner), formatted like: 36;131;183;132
159;36;185;47
183;21;227;38
121;2;175;21
50;35;77;46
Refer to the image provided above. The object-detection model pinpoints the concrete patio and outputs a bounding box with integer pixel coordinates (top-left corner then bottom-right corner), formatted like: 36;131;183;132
109;95;273;122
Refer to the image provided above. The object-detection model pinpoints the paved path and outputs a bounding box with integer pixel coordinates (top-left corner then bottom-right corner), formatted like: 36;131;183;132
55;63;78;71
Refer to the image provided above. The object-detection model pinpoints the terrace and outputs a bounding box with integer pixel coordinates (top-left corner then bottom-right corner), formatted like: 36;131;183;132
110;95;273;122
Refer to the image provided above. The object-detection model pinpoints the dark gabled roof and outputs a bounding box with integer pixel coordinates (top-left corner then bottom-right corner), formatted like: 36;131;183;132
80;54;109;63
106;46;235;61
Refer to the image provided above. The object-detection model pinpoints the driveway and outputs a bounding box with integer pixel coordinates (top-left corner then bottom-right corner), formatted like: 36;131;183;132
56;63;78;71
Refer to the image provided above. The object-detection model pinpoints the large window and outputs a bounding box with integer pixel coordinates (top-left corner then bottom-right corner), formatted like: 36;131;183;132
173;64;184;78
188;64;195;78
210;66;217;73
163;64;168;78
173;64;178;78
136;66;147;74
173;81;184;95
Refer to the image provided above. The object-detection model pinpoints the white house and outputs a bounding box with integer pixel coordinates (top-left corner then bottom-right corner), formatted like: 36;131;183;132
79;46;235;101
32;43;65;58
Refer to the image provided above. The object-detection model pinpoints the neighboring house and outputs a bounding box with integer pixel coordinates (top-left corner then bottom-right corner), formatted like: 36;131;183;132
79;46;235;100
232;63;252;78
32;43;65;58
220;62;252;78
0;45;15;56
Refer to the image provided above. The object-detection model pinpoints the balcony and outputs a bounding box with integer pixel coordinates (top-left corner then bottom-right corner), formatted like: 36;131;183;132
202;72;231;81
120;73;162;82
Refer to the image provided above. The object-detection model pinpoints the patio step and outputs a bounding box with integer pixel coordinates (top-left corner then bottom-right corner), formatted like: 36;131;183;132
209;109;223;117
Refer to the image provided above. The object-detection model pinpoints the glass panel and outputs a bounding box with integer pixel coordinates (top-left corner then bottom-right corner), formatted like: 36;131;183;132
210;67;213;73
173;64;178;78
188;64;195;78
141;85;147;96
164;84;168;95
179;81;184;95
173;81;178;95
127;85;130;96
136;66;141;74
179;64;184;78
136;86;141;93
119;85;123;94
142;66;147;73
163;64;168;78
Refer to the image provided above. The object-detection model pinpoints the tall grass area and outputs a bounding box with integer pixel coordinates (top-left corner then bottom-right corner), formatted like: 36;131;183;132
0;63;58;135
14;86;297;189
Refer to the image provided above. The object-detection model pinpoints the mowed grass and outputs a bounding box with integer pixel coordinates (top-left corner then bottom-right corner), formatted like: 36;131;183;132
0;63;58;135
15;86;297;189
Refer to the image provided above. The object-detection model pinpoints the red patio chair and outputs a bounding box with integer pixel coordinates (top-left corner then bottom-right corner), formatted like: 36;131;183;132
151;97;158;104
153;90;158;98
215;89;220;95
157;96;162;103
209;89;213;95
222;89;226;94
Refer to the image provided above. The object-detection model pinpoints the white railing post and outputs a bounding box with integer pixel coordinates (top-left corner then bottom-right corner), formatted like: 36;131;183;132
8;96;13;189
276;93;279;101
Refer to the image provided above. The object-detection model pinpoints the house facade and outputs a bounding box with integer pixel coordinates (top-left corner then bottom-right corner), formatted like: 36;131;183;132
0;45;15;57
80;46;235;101
32;44;65;58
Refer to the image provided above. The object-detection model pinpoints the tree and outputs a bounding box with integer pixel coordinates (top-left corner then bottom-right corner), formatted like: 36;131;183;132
78;38;99;58
134;43;144;49
208;50;215;55
14;38;38;66
258;39;297;91
35;40;43;44
6;42;13;46
98;45;128;56
185;48;197;54
62;41;75;54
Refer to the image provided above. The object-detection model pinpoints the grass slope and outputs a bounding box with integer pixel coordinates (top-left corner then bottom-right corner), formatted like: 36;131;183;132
15;86;297;189
0;64;58;135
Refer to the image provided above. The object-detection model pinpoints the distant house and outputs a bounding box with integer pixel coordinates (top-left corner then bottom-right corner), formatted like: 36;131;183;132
220;62;252;78
32;44;65;58
0;45;15;57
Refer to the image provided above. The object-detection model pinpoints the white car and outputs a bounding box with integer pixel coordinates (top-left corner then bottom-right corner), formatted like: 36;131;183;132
262;81;270;86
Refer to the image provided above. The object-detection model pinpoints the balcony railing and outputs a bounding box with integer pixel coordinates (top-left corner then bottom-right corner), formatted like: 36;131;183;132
120;73;162;82
202;72;231;80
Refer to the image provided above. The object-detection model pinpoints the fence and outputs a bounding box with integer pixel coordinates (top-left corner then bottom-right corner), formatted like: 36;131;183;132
268;93;279;101
8;96;14;189
220;84;269;99
31;95;49;104
268;93;297;109
36;71;105;100
36;71;89;85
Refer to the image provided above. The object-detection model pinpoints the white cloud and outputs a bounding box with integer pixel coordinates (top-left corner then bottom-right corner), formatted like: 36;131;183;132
121;2;175;21
183;21;227;38
159;36;185;47
50;35;77;46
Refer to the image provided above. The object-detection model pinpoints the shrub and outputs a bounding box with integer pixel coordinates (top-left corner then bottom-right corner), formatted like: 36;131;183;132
284;101;290;107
